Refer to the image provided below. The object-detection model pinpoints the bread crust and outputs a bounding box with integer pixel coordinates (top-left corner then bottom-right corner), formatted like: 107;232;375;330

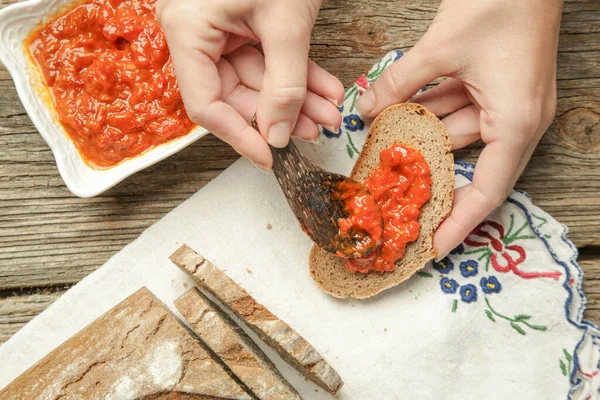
175;288;301;400
170;245;344;394
309;103;454;299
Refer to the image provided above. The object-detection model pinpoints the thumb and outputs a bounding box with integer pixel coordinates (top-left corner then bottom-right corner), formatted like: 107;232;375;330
255;23;311;148
356;45;441;117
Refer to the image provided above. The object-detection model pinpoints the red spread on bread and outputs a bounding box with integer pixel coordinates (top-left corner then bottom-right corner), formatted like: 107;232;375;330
333;180;383;257
26;0;194;168
343;143;431;273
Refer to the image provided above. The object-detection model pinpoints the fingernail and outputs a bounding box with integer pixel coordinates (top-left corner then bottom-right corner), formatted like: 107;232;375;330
434;251;448;263
251;161;271;173
323;124;339;133
268;122;291;148
355;90;375;115
326;97;342;108
296;136;319;144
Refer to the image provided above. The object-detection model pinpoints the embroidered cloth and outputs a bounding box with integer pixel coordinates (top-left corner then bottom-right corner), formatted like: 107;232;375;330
0;51;598;400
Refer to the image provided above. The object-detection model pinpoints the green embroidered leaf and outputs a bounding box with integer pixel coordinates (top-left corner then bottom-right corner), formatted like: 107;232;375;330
346;144;354;158
563;348;572;362
510;322;526;335
485;310;496;322
559;360;567;376
451;300;458;313
416;271;433;278
529;325;548;331
514;314;531;321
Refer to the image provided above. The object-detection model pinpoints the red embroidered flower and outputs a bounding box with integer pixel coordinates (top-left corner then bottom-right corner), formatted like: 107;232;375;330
465;221;561;280
355;74;369;89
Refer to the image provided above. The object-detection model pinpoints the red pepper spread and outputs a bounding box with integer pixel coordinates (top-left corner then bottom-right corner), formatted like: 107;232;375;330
334;180;383;258
344;143;431;274
26;0;194;168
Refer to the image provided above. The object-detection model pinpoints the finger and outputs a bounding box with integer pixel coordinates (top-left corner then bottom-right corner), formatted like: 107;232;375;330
301;91;342;131
251;45;342;106
161;19;271;168
433;140;524;258
223;34;254;54
355;47;440;117
441;105;481;150
256;23;311;148
225;83;319;142
411;78;471;116
307;60;345;107
292;114;320;142
227;47;341;130
226;46;265;91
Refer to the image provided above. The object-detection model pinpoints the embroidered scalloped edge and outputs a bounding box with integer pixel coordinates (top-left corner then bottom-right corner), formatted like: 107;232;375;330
326;50;600;398
455;161;600;399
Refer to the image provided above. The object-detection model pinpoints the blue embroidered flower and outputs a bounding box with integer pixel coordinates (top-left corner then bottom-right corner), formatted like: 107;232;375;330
322;126;342;138
343;115;364;132
460;284;478;303
450;243;465;255
433;258;454;274
440;277;458;294
480;276;502;294
394;50;404;61
459;260;479;278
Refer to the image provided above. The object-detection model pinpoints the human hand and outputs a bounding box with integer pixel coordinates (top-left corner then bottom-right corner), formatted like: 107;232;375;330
355;0;562;258
156;0;344;170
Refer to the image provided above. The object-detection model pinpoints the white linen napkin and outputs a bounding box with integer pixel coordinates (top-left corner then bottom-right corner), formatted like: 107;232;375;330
0;50;598;400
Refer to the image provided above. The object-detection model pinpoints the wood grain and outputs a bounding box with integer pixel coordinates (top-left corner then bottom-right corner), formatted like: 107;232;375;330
0;0;599;341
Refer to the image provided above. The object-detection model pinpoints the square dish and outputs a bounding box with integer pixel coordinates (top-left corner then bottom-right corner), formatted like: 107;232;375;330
0;0;209;198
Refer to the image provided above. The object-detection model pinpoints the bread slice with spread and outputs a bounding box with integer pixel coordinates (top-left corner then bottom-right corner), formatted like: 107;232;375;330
309;103;454;299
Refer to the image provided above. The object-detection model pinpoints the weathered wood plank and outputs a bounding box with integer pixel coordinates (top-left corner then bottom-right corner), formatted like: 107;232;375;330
0;289;66;343
0;0;599;340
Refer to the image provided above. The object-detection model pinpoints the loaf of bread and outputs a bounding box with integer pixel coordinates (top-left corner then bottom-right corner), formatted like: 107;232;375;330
309;103;454;299
175;288;301;400
170;245;343;395
0;287;251;399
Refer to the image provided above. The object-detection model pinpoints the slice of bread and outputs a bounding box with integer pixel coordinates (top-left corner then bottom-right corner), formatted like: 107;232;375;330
170;245;344;395
309;103;454;299
175;288;301;400
0;287;251;400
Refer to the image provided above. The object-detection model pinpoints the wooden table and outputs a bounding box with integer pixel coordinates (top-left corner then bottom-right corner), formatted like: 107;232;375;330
1;0;599;343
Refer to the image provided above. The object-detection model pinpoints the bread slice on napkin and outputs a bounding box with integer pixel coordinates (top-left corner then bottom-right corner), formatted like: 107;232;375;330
170;244;343;395
309;103;454;299
175;288;301;400
0;287;251;400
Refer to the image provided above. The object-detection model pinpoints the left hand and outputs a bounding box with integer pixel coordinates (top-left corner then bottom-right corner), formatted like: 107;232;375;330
355;0;563;258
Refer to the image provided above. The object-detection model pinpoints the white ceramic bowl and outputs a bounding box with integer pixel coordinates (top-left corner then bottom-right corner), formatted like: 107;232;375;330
0;0;209;198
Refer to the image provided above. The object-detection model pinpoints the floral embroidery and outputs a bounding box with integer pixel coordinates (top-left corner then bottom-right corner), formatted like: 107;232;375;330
484;297;547;335
480;276;502;294
450;243;465;255
440;277;458;294
559;348;573;377
343;114;364;132
464;216;561;280
433;212;552;334
459;260;478;278
433;258;454;274
323;50;419;159
460;284;478;303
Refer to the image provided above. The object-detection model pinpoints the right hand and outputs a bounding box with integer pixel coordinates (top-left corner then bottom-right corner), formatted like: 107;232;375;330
156;0;344;170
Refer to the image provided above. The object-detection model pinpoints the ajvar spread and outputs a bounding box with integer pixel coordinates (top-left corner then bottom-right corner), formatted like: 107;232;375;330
26;0;194;168
344;144;431;274
333;180;383;258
